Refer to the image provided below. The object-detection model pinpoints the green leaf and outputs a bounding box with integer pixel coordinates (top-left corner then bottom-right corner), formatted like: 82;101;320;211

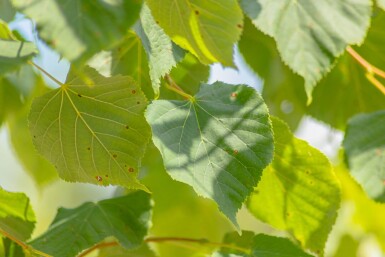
141;143;232;257
343;110;385;201
146;0;243;66
378;0;385;10
146;82;274;225
87;31;155;99
0;0;16;22
7;71;58;187
160;53;210;100
213;232;314;257
12;0;142;65
0;187;35;241
29;67;151;190
30;191;152;257
240;0;372;99
332;235;359;257
0;40;37;76
238;18;306;130
240;11;385;131
247;117;340;254
135;4;185;97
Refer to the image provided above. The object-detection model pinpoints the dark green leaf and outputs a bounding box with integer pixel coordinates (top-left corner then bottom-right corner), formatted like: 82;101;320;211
30;191;152;257
146;82;274;225
12;0;143;65
98;243;156;257
29;67;151;190
247;117;340;254
343;110;385;201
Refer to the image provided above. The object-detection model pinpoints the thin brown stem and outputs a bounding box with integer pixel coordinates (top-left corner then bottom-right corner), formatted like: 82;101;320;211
28;61;64;86
0;228;52;257
164;74;193;100
76;236;250;257
347;46;385;80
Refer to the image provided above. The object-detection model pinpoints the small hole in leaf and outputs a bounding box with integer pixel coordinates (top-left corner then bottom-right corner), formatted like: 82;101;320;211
128;167;134;172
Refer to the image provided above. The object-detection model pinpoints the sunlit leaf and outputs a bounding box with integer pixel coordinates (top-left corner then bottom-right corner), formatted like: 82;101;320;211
0;40;37;76
136;4;185;97
247;117;340;254
343;110;385;201
146;0;243;66
240;0;372;99
29;67;151;190
97;242;156;257
0;187;35;241
146;82;274;225
30;192;152;257
12;0;142;65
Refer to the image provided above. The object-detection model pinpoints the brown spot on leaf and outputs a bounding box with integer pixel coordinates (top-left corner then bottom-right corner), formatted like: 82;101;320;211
233;150;238;155
237;24;243;29
131;89;136;94
78;93;82;97
113;154;117;158
95;176;102;182
194;10;199;15
128;167;134;173
231;92;237;97
137;101;140;104
125;125;129;129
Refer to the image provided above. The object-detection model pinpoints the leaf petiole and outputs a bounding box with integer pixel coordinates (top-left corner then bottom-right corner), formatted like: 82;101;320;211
28;61;64;87
164;74;194;100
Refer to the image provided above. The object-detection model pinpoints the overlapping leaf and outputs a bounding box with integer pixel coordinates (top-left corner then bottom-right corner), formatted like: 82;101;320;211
29;68;151;190
146;82;274;225
378;0;385;10
240;0;372;99
239;13;385;131
12;0;142;65
30;192;152;257
141;143;232;257
146;0;243;66
136;4;185;97
343;110;385;201
0;187;35;241
212;231;313;257
247;117;340;254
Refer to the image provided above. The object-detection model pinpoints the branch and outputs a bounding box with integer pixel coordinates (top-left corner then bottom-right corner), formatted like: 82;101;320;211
0;228;52;257
346;46;385;79
164;74;193;100
76;236;250;257
28;61;64;86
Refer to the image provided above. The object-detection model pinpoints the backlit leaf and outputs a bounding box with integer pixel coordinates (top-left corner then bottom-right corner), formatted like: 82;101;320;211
146;0;243;66
0;0;15;22
240;0;372;99
343;110;385;201
247;117;340;254
30;191;152;257
146;82;274;226
0;187;35;241
136;4;185;97
29;67;151;190
12;0;142;65
0;40;37;76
